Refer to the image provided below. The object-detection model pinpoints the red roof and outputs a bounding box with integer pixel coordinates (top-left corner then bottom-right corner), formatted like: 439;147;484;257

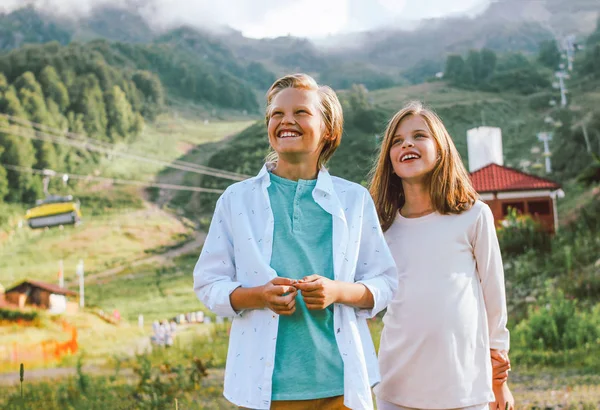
470;163;561;193
5;279;77;296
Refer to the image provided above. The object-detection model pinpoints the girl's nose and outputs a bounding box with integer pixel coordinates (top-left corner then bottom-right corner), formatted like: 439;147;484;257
402;139;414;148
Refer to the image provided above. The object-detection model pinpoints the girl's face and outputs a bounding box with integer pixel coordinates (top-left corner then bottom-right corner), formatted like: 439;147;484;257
267;88;328;163
389;114;439;183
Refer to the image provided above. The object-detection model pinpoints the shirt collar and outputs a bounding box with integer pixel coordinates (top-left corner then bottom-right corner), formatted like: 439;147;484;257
255;162;334;193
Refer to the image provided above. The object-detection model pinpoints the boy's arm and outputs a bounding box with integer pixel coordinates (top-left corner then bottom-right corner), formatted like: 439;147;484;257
193;194;242;317
352;190;398;318
472;204;510;351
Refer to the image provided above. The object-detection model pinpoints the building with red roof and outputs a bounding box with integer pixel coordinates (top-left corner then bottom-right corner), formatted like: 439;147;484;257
470;163;563;233
3;279;78;313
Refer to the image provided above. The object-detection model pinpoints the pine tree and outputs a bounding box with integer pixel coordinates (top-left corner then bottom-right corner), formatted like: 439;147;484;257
105;85;134;142
39;65;70;111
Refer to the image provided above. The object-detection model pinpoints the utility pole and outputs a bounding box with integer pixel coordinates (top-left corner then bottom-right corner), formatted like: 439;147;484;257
58;260;64;288
562;34;576;72
554;71;569;107
537;132;553;174
76;259;85;308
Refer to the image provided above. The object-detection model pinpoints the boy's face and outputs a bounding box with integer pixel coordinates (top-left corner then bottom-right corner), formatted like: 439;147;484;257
267;88;328;165
389;114;439;183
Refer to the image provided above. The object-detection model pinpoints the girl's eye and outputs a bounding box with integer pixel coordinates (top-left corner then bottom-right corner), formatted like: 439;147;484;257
271;111;283;117
296;110;308;114
415;134;424;138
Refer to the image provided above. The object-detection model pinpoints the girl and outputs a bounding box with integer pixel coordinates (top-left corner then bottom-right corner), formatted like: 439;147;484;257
369;102;514;410
193;74;397;410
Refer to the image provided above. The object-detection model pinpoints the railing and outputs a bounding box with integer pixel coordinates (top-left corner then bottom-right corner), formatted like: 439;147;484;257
0;321;78;371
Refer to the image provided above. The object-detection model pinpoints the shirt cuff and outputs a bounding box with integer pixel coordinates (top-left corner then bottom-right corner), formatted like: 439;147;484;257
355;279;386;319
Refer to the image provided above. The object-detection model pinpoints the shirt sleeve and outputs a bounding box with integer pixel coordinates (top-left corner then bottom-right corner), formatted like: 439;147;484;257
473;204;510;351
354;190;398;319
193;193;242;317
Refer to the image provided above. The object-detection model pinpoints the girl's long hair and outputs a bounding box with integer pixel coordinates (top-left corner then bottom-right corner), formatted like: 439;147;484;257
369;101;478;232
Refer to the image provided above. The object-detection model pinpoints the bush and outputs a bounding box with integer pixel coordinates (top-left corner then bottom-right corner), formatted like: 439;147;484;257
512;286;600;353
498;207;552;257
75;187;144;216
0;308;38;323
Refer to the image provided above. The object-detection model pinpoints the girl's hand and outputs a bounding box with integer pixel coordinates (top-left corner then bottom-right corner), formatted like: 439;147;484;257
491;349;510;385
490;383;514;410
260;277;298;315
294;274;340;310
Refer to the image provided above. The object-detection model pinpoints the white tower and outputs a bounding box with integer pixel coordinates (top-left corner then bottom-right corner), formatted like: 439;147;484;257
467;126;504;172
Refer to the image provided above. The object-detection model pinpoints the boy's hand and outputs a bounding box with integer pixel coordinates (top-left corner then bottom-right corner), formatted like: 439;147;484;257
294;274;340;310
261;277;298;316
491;349;510;385
490;383;514;410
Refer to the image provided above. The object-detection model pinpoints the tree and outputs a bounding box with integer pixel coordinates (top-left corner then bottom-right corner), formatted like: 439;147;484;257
105;85;134;142
69;74;108;139
0;146;8;202
444;54;473;86
467;50;483;83
13;71;43;96
39;65;70;111
479;49;497;80
132;70;164;120
537;40;561;69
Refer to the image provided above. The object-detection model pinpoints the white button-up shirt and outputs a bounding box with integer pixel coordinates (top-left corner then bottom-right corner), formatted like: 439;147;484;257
193;164;397;410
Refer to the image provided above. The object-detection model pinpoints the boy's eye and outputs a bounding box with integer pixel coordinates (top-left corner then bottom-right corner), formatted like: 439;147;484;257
271;111;283;117
296;109;308;114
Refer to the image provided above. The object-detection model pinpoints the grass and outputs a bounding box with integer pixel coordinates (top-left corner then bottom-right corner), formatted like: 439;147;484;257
2;318;600;409
0;249;210;372
0;199;190;286
84;253;206;323
97;113;255;181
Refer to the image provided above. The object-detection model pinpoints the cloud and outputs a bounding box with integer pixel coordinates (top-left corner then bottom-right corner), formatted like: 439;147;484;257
0;0;489;38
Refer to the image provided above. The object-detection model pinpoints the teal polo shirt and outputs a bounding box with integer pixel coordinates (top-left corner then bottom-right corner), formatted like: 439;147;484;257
267;172;344;400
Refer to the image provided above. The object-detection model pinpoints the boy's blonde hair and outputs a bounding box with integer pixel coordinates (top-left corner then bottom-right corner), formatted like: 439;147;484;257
369;101;478;232
265;73;343;169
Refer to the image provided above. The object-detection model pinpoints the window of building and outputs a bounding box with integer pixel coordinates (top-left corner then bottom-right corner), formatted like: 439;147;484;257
528;200;551;215
502;201;525;216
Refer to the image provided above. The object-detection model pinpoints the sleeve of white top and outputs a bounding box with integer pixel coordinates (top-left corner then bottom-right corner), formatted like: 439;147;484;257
193;193;242;318
354;190;398;319
473;204;510;351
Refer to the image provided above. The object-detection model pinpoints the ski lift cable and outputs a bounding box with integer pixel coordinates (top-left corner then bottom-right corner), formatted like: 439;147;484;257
0;124;246;181
0;113;250;180
1;163;225;194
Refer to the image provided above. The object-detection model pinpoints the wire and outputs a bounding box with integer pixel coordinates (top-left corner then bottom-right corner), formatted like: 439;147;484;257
0;113;250;180
0;123;247;181
1;163;225;194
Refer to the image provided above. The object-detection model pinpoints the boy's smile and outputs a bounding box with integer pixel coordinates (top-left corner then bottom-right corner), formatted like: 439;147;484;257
267;87;328;162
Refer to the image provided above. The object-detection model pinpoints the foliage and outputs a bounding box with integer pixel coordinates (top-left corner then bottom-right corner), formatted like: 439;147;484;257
511;285;600;368
319;62;396;91
0;6;71;50
497;207;552;257
444;49;550;94
0;308;39;323
74;187;144;216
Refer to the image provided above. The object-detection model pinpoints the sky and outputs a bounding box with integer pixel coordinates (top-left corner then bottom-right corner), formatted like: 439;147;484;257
0;0;490;38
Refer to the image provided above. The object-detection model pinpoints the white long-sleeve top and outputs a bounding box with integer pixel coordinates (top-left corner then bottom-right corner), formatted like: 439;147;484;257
193;164;397;410
375;200;509;409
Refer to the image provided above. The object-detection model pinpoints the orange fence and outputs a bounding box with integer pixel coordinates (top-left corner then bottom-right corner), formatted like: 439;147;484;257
0;321;78;369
